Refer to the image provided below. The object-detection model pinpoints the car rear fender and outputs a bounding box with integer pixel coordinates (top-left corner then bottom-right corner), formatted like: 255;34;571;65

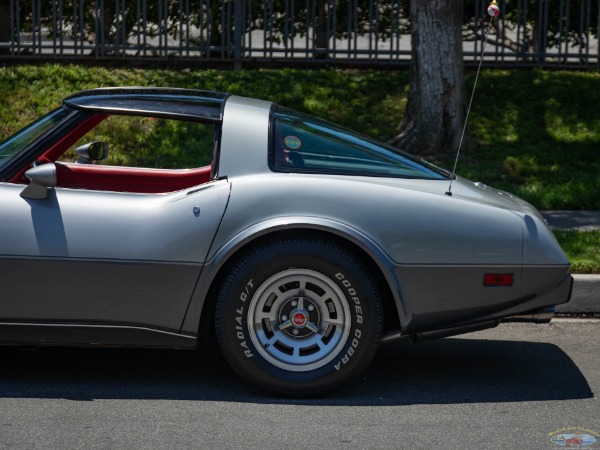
180;216;408;336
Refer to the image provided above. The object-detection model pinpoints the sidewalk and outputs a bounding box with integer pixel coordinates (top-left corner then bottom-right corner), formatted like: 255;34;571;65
541;211;600;314
541;210;600;231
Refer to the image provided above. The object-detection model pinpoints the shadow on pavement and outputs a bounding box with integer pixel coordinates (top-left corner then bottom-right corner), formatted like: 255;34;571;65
0;337;593;405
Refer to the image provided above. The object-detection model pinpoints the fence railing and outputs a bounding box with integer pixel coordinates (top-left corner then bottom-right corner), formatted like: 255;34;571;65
0;1;598;68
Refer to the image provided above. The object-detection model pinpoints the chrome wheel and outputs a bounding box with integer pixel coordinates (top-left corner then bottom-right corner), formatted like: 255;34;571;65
247;269;351;372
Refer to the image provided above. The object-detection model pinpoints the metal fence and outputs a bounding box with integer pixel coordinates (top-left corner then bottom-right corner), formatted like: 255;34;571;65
0;0;598;68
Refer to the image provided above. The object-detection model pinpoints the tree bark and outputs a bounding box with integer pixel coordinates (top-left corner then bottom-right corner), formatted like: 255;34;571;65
390;0;467;157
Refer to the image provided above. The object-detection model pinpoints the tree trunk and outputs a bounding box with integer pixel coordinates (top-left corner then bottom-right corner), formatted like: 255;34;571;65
390;0;466;157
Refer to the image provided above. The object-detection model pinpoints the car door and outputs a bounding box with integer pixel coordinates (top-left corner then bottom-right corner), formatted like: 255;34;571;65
0;179;230;332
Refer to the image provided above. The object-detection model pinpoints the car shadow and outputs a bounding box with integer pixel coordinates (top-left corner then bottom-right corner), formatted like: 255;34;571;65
0;337;593;406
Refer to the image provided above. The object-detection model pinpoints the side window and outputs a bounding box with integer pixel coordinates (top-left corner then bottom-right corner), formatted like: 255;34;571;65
60;115;215;169
54;115;217;194
271;107;448;180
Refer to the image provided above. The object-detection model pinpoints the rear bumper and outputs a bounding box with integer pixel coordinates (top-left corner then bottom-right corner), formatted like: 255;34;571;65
501;274;573;324
381;274;574;343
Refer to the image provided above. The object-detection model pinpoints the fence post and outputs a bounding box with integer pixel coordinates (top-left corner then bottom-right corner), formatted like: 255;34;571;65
233;0;243;70
0;0;9;54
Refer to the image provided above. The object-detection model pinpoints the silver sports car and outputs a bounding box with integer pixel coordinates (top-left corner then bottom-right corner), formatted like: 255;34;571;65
0;88;572;396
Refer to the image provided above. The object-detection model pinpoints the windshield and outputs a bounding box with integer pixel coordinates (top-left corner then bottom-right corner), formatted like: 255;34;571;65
271;106;449;180
0;108;70;169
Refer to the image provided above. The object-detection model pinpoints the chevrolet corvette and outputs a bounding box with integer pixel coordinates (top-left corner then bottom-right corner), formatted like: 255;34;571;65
0;88;572;396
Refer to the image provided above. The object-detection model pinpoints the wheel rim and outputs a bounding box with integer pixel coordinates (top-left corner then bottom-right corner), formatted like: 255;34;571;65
247;269;351;372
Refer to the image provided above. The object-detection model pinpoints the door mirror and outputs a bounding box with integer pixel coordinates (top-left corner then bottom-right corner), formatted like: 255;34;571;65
75;141;108;164
20;163;57;200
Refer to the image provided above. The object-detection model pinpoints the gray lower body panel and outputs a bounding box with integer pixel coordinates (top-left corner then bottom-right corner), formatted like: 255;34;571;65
394;264;572;333
0;257;202;333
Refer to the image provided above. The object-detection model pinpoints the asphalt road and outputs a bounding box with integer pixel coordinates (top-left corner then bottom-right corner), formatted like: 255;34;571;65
1;321;598;449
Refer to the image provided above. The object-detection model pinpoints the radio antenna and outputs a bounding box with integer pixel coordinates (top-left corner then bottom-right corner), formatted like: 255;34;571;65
445;0;500;197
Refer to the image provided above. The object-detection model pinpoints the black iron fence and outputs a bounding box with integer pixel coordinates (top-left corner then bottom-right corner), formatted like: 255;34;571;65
0;0;598;68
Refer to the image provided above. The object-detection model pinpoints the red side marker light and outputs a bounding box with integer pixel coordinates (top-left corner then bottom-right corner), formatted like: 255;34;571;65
484;273;514;287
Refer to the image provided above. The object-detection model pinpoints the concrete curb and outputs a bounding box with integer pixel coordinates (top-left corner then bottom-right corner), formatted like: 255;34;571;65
556;274;600;314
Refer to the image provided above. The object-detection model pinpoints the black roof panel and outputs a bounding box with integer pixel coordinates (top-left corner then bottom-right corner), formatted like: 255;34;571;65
64;87;228;122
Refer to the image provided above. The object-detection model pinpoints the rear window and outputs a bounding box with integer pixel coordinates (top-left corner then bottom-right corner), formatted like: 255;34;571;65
270;106;449;180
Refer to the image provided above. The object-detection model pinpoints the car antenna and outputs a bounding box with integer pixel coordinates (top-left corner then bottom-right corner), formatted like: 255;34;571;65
445;0;500;197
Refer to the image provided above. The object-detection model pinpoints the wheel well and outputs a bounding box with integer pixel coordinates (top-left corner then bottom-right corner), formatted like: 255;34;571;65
198;228;400;340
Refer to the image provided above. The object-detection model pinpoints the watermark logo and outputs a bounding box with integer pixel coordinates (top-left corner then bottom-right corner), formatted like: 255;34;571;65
549;428;598;447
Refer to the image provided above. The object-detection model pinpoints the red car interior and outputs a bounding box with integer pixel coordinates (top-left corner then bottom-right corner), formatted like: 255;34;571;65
12;113;213;194
54;162;212;194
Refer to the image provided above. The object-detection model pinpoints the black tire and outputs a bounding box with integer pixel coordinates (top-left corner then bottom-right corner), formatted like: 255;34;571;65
215;238;383;397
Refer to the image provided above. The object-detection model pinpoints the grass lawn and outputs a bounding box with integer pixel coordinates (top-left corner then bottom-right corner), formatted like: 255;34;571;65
554;230;600;274
462;70;600;211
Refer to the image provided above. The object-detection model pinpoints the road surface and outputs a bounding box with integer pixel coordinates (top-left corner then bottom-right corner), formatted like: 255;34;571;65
0;320;598;449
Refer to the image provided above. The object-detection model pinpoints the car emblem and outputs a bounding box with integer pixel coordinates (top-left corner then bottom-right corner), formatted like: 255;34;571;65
292;311;308;327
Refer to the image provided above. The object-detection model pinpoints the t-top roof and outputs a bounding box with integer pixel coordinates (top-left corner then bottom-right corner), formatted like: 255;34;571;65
64;87;229;122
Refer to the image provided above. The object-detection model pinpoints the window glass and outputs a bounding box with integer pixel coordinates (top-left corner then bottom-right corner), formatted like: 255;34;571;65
60;114;215;169
271;107;449;180
0;108;70;169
